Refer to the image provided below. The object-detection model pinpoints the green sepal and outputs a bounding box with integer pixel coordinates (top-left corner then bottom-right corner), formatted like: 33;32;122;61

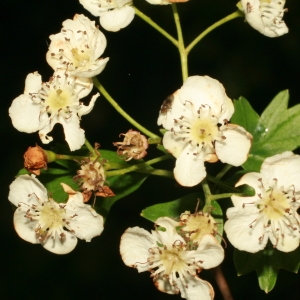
234;244;300;293
231;91;300;171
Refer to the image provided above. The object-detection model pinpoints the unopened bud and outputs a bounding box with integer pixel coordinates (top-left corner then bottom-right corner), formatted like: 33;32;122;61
24;145;48;175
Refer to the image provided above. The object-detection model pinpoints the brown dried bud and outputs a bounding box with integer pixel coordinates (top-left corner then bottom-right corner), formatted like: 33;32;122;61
24;145;48;175
113;130;148;161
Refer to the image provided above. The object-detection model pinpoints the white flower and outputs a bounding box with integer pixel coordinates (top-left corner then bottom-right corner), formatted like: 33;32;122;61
46;14;109;76
240;0;288;37
158;76;252;187
9;70;98;151
79;0;135;32
120;217;224;300
8;175;104;254
224;152;300;253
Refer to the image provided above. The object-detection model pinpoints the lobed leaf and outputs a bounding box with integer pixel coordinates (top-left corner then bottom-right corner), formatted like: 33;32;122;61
231;91;300;171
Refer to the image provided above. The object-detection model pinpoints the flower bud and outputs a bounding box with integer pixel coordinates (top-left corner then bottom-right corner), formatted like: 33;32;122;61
24;145;48;175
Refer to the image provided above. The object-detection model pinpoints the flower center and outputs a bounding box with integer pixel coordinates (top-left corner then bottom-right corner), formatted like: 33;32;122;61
38;73;79;118
254;178;294;223
260;186;290;220
39;200;66;231
244;178;300;248
190;117;219;146
172;106;224;155
22;196;77;242
71;48;91;68
46;88;72;111
180;211;217;244
159;249;186;275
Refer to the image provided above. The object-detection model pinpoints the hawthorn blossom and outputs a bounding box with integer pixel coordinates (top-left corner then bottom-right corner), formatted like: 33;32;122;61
79;0;135;32
9;70;98;151
158;76;252;187
225;152;300;253
240;0;288;37
120;217;224;300
8;175;104;254
46;14;109;76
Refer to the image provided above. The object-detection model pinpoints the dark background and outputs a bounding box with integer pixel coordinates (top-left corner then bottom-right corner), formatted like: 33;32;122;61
1;0;300;299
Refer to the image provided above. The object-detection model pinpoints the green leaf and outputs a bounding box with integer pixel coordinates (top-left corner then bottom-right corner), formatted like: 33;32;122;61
141;193;223;241
231;91;300;171
40;168;79;203
234;244;300;293
95;172;148;219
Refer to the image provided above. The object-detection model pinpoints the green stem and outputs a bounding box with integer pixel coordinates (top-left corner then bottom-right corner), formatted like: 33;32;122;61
206;175;239;192
134;6;178;47
105;154;171;177
202;179;212;202
84;139;98;157
54;154;87;161
186;10;244;54
148;137;162;144
136;168;174;178
172;4;188;82
215;164;233;180
209;193;243;201
93;77;160;139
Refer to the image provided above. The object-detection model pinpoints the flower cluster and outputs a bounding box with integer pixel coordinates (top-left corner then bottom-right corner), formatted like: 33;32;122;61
120;215;224;300
225;152;300;253
9;175;104;254
9;14;108;151
158;75;252;187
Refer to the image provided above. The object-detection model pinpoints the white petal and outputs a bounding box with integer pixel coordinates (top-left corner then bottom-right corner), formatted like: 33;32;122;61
42;231;78;254
177;76;234;120
39;114;85;151
162;131;187;158
14;207;39;244
79;0;102;16
8;174;48;207
215;125;252;166
120;227;155;272
176;276;214;300
193;235;224;269
153;217;184;248
225;206;268;253
261;151;300;191
72;57;109;78
174;146;206;187
24;72;42;95
77;93;99;116
269;222;300;252
241;0;288;38
100;7;135;32
9;95;47;133
66;192;104;241
231;172;262;207
154;276;177;295
157;90;186;128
